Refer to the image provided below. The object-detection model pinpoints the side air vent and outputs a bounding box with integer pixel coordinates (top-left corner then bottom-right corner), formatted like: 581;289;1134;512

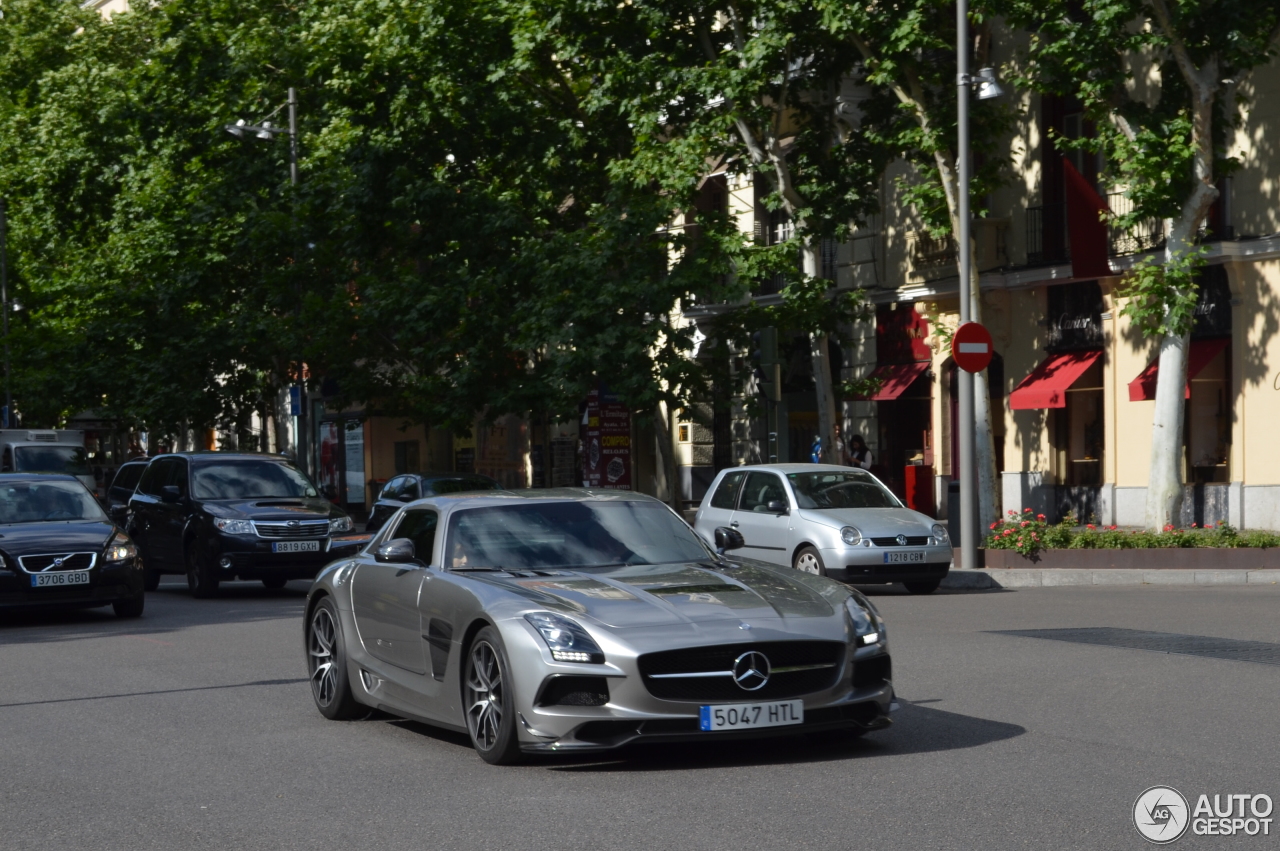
536;675;610;707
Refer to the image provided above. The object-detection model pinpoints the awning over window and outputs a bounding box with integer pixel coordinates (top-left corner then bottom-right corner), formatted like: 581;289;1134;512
1009;350;1103;410
1127;337;1230;402
862;361;930;401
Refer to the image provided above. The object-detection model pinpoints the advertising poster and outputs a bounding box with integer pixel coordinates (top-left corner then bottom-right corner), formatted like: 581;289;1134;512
582;386;632;490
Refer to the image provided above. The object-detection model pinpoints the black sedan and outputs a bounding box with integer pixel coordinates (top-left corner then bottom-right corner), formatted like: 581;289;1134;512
0;473;145;618
365;472;501;532
127;452;362;597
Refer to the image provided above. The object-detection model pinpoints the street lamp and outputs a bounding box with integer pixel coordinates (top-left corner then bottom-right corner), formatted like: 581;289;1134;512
0;198;11;428
226;89;308;472
955;17;1005;570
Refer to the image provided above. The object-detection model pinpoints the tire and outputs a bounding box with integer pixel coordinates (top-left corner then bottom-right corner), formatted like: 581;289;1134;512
463;627;524;765
793;546;827;577
903;578;942;595
307;597;364;720
262;578;288;590
185;544;219;599
112;594;145;618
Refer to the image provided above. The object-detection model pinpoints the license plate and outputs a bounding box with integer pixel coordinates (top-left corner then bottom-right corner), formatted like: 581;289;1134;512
883;551;925;564
272;541;320;553
699;699;803;731
31;571;90;588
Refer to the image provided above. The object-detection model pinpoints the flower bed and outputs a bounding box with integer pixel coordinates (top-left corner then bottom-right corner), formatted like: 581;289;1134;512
985;508;1280;559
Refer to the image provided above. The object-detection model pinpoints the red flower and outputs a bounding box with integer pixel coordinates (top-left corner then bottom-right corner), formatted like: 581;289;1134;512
990;522;998;530
1163;524;1174;532
1024;508;1033;513
1036;514;1046;521
1191;523;1198;528
1109;525;1118;531
1087;524;1096;530
1031;533;1039;540
1003;529;1013;537
1008;509;1017;516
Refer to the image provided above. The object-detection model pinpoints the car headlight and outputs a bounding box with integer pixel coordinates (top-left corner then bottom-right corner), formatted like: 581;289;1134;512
840;525;863;546
213;518;255;535
329;516;353;535
846;593;886;647
104;531;139;562
524;612;605;663
932;523;950;545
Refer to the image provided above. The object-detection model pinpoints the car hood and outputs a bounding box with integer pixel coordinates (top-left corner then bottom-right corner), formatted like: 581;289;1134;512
482;560;841;628
0;521;116;558
203;498;344;521
795;506;935;536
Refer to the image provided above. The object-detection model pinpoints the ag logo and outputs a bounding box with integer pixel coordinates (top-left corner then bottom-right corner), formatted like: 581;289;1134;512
1134;786;1190;844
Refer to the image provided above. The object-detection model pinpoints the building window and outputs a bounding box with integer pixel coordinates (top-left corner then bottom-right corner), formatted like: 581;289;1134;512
1187;348;1229;483
394;440;420;475
1051;360;1104;486
820;237;838;281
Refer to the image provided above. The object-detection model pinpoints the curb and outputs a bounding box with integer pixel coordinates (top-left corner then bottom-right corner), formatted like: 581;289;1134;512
941;568;1280;589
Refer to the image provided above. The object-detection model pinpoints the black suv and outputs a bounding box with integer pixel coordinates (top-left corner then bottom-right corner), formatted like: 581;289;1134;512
127;452;357;597
364;472;501;532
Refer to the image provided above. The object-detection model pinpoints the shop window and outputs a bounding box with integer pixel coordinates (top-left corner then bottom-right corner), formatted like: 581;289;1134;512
1051;360;1104;486
1187;347;1229;483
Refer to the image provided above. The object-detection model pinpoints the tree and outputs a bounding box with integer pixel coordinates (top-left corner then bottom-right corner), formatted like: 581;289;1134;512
1004;0;1280;528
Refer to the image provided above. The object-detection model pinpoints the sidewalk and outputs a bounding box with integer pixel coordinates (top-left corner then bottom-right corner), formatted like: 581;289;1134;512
942;567;1280;589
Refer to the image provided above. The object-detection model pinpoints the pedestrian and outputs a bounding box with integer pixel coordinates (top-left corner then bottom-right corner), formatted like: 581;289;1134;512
810;435;823;463
847;434;874;470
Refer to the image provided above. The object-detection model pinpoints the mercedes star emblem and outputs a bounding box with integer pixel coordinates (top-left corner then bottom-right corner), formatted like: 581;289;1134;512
732;650;771;691
896;534;908;546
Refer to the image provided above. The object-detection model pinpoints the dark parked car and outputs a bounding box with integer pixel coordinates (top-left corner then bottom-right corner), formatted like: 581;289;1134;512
364;472;501;532
0;473;145;618
127;452;358;597
105;459;149;510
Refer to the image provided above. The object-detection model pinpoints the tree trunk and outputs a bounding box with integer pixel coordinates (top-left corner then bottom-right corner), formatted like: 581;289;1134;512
802;240;840;464
654;400;680;511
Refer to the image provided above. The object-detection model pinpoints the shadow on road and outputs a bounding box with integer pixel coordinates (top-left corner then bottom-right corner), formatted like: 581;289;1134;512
0;580;310;646
381;700;1025;772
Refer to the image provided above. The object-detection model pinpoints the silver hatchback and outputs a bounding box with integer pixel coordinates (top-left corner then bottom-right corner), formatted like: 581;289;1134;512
693;464;952;594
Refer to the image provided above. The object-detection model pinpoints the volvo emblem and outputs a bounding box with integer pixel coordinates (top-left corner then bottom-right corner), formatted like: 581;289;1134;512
896;534;908;546
287;520;299;528
732;651;771;691
52;558;64;568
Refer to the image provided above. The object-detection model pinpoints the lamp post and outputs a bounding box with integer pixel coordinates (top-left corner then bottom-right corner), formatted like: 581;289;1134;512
0;198;12;429
956;1;1004;570
226;88;307;474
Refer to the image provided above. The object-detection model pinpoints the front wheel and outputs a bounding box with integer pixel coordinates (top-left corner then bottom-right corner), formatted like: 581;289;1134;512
463;627;524;765
904;578;942;595
186;545;219;599
793;546;827;577
112;594;145;618
308;597;364;720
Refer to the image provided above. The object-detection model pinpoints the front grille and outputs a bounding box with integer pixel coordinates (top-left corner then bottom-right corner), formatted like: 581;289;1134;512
639;641;844;702
870;535;931;547
253;520;329;539
18;552;97;573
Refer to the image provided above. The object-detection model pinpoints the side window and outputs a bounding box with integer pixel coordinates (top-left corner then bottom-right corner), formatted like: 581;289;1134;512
136;460;168;496
173;459;190;497
392;509;438;563
739;472;787;512
710;471;747;510
380;477;403;501
402;478;421;500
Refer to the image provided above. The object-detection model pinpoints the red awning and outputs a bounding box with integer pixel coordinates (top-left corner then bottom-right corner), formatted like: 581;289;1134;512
1009;350;1103;410
1127;337;1229;402
862;361;930;401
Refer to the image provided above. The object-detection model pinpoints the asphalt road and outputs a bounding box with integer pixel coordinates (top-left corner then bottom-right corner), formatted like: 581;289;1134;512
4;580;1280;851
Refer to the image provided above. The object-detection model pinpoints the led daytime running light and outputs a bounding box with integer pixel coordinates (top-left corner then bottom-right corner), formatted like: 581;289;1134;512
524;612;605;664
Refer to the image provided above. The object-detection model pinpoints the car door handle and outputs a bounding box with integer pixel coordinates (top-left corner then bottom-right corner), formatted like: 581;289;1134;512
730;521;739;528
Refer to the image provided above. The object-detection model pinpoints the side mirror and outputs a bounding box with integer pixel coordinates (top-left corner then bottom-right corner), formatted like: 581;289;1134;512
108;504;128;523
397;492;415;502
767;499;788;514
160;485;181;503
375;537;416;564
714;527;745;554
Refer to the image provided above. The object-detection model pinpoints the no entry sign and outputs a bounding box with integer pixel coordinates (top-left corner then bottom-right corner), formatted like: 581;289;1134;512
952;322;994;373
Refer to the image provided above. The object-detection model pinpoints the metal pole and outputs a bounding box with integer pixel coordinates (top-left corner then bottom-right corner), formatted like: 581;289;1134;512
956;0;978;570
0;199;11;428
287;88;308;476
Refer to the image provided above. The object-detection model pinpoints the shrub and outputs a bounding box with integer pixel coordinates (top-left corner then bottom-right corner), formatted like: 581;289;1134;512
983;518;1280;558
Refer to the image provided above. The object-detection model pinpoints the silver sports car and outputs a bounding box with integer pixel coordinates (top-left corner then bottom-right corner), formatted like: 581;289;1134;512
693;464;953;594
304;489;893;764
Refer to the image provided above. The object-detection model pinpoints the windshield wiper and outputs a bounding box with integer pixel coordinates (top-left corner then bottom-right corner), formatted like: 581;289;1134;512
450;565;509;572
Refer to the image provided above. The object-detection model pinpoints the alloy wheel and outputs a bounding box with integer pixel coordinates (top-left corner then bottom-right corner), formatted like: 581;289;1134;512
465;641;505;752
795;552;822;574
309;606;339;707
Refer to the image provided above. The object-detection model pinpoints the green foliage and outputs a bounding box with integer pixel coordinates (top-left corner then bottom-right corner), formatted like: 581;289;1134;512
1117;247;1206;337
985;514;1280;557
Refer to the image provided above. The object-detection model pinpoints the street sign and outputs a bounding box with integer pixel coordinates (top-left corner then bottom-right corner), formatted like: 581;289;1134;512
289;385;301;416
952;322;994;373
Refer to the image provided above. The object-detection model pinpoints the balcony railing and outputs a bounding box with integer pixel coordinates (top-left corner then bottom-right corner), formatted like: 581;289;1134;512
1026;197;1166;265
1106;193;1165;257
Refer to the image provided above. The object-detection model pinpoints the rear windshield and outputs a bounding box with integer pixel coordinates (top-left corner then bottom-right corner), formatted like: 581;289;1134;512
191;461;319;500
787;471;901;509
446;500;708;570
428;476;499;495
14;445;89;475
0;480;107;524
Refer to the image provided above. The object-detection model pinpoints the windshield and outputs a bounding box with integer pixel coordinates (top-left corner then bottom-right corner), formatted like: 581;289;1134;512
787;471;902;509
429;477;499;495
0;480;107;524
14;445;90;475
191;461;319;500
446;500;709;570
